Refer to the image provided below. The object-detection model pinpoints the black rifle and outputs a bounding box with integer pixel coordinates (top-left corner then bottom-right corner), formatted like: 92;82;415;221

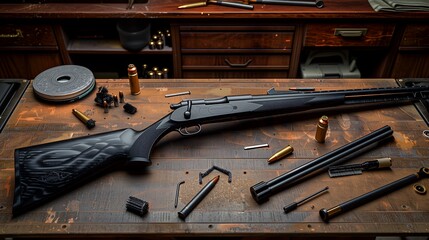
12;85;429;216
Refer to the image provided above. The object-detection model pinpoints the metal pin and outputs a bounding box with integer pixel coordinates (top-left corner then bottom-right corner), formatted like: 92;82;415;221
175;181;185;208
283;186;329;213
165;91;191;98
244;143;269;150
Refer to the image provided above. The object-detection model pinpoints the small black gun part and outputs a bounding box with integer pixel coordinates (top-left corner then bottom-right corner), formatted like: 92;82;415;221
283;186;329;213
328;158;392;178
72;109;95;129
124;103;137;114
126;196;149;217
94;86;114;107
213;166;232;183
319;167;429;222
175;181;185;208
178;175;219;220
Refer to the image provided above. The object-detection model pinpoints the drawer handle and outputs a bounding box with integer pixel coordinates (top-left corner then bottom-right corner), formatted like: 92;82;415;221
0;29;23;38
224;58;253;68
334;28;367;38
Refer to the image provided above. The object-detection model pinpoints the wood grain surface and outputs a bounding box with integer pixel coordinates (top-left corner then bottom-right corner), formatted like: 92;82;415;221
0;0;429;19
0;78;428;238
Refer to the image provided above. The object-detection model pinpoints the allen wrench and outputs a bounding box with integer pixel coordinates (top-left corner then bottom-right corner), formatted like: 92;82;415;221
174;181;185;208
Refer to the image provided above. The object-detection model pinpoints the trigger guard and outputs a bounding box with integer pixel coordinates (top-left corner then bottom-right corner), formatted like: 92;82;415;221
127;156;152;167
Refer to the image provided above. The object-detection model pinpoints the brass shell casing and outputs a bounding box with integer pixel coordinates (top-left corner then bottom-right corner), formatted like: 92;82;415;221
315;115;329;143
72;109;95;129
72;109;90;122
128;64;141;95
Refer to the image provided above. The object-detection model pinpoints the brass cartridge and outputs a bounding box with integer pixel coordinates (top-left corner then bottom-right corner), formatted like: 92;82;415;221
315;115;329;143
127;64;141;95
268;145;294;164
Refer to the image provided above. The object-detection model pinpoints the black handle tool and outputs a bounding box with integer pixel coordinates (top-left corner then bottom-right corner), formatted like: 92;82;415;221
283;186;329;213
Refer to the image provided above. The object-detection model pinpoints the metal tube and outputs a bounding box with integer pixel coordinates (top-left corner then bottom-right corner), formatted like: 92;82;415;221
209;0;254;9
319;167;429;222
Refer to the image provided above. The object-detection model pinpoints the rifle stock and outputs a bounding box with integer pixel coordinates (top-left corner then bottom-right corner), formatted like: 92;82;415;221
13;114;175;216
12;85;429;216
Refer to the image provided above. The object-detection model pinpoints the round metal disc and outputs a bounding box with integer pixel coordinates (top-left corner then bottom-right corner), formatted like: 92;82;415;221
33;65;95;102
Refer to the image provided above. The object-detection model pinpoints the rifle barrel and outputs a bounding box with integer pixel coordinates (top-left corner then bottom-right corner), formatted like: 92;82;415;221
250;125;394;203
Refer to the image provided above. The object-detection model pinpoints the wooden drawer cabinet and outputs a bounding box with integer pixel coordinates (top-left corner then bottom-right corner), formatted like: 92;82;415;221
0;23;62;79
391;24;429;78
400;24;429;48
181;55;291;78
304;23;395;47
0;24;57;47
179;25;295;78
181;70;289;78
180;26;294;50
182;54;290;69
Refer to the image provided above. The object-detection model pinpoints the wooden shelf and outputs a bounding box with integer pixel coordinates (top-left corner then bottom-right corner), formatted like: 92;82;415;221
67;39;172;54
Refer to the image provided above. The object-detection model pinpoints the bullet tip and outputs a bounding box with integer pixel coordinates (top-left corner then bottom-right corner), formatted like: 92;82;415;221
213;175;220;183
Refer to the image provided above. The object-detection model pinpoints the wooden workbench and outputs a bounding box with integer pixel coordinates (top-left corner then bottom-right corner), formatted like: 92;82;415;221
0;78;428;238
